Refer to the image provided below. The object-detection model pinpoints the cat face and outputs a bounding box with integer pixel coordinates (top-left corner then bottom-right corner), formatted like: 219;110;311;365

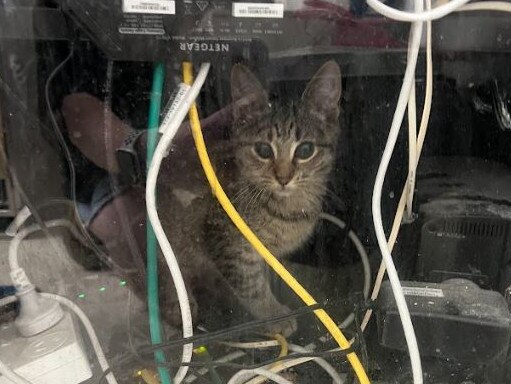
230;61;342;216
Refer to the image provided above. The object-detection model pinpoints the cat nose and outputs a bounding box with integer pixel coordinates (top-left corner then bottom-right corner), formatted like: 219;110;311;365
276;173;293;186
274;162;295;187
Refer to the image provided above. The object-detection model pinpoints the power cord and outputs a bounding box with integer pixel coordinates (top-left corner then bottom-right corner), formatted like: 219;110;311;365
2;216;118;384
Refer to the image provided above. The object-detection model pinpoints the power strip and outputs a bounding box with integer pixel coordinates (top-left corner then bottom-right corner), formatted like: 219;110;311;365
0;312;92;384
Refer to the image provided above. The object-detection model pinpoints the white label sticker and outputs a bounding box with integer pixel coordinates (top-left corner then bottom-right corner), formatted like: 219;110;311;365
160;83;191;134
232;2;284;18
123;0;175;14
402;286;444;298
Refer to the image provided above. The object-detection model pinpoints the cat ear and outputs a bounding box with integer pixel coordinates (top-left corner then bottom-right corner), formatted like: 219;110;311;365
301;61;342;119
231;64;269;120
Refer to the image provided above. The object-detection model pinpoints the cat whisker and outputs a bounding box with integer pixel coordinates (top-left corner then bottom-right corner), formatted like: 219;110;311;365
244;187;263;218
231;184;252;205
240;186;259;218
248;188;266;216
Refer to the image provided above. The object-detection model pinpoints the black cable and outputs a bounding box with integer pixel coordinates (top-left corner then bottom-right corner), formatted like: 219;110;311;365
98;347;357;384
137;304;322;355
44;43;114;267
97;304;352;384
159;350;351;369
44;44;76;204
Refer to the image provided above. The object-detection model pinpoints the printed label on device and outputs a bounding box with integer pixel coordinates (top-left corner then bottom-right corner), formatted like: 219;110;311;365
160;83;191;134
402;286;445;298
123;0;175;14
232;2;284;18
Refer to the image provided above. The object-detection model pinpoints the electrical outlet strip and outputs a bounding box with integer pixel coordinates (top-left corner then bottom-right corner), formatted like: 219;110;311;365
0;312;92;384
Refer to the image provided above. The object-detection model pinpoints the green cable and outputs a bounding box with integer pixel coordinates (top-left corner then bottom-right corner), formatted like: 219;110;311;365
146;62;173;384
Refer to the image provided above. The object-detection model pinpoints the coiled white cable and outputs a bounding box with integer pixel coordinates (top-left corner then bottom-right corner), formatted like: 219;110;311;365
222;340;343;384
146;62;211;384
227;368;292;384
371;0;424;383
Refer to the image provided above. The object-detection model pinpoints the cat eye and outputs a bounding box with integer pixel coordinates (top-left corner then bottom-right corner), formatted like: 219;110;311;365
294;142;315;160
254;142;274;159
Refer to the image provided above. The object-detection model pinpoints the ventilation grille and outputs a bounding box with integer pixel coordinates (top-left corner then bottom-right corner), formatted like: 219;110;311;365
428;218;508;239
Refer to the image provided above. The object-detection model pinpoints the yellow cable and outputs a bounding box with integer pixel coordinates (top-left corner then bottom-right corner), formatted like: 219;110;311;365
273;334;289;368
274;334;289;359
183;61;371;384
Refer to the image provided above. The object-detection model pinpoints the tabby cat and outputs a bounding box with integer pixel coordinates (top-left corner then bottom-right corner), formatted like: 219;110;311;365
161;60;342;336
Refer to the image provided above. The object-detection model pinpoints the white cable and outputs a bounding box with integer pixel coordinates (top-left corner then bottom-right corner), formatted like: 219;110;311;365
40;293;118;384
360;0;435;336
406;81;417;219
4;219;118;384
319;213;370;329
9;219;80;272
0;295;17;307
5;206;31;237
371;0;424;381
222;341;343;384
367;0;511;21
459;1;511;12
227;368;292;384
146;62;211;384
367;0;469;21
184;351;246;383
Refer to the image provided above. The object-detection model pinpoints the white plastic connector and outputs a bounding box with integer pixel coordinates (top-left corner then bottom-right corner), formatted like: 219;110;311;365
14;286;64;337
0;312;92;384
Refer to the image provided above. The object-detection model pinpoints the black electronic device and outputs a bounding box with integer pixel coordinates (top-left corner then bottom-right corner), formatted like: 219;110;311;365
376;279;511;383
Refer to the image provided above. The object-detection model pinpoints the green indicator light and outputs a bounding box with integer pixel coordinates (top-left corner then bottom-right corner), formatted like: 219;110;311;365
78;293;86;299
194;346;207;355
99;287;106;292
119;280;127;287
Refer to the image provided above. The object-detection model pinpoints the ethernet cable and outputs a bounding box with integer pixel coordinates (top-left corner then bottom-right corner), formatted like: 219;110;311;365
146;62;211;384
183;62;371;384
370;0;424;382
223;211;370;384
145;61;173;384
